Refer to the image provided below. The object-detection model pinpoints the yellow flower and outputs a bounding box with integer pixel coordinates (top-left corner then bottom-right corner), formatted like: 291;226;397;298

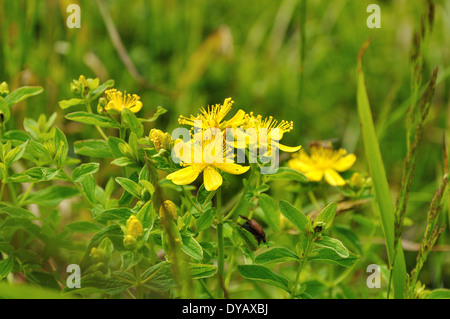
167;133;249;191
241;112;301;153
288;142;356;186
104;89;143;113
178;97;246;131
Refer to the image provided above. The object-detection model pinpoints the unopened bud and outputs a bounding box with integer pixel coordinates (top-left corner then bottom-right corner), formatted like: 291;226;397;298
159;200;178;220
123;235;137;250
150;129;165;152
97;97;107;113
0;82;9;97
349;172;363;188
126;215;143;238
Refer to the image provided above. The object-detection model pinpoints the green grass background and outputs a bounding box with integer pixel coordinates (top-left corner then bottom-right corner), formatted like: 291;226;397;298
1;0;449;296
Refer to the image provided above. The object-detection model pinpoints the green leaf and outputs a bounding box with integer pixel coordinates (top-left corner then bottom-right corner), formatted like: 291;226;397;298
228;221;258;251
309;248;360;267
0;282;68;299
190;263;217;279
91;79;115;99
255;247;299;264
65;274;132;296
136;201;155;232
108;136;125;158
66;112;120;128
0;96;11;126
357;41;406;298
141;106;167;122
315;236;349;258
74;139;112;158
94;208;132;223
4;86;43;106
111;157;136;167
0;206;37;219
258;194;280;232
72;163;100;182
425;289;450;299
181;234;203;260
278;200;307;234
22;185;79;206
265;167;308;182
0;256;14;279
58;98;85;109
121;252;142;271
196;208;216;233
4;141;28;167
65;221;103;233
237;264;290;292
115;177;143;199
87;224;124;252
81;174;97;204
122;108;144;137
54;128;68;167
27;140;52;162
2;130;30;145
26;271;60;290
313;202;337;230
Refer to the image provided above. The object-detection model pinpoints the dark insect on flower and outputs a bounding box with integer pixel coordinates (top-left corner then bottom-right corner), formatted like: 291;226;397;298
238;215;266;245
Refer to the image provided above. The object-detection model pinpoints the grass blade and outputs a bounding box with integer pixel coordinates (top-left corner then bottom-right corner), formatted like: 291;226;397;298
357;40;407;298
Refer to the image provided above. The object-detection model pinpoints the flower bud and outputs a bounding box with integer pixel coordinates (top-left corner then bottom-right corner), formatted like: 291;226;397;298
89;247;103;263
0;82;9;97
150;129;165;152
159;200;178;220
123;235;137;250
349;172;363;188
126;215;143;238
97;97;107;113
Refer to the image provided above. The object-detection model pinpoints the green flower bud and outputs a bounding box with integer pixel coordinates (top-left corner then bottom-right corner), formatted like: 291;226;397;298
0;82;9;97
123;234;137;250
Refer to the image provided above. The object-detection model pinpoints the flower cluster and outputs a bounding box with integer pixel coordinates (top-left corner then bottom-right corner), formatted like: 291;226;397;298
167;98;301;191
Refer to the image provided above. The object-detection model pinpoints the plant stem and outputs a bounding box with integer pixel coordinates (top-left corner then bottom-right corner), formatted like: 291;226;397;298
134;265;144;299
223;168;254;222
18;182;34;206
200;279;216;299
86;99;108;141
181;185;205;214
293;239;313;297
216;187;225;298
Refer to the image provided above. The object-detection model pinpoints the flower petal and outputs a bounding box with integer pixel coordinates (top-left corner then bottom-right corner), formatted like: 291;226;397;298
215;163;250;175
129;101;143;113
278;143;302;153
203;166;223;191
324;169;346;186
306;169;324;182
166;165;203;185
333;153;356;172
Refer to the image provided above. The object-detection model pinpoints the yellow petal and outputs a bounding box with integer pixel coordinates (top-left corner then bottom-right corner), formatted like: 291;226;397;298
288;158;311;173
215;163;250;175
324;169;346;186
333;153;356;172
278;143;302;153
306;169;324;182
225;109;246;128
166;165;204;185
105;101;121;112
129;101;143;113
203;166;223;191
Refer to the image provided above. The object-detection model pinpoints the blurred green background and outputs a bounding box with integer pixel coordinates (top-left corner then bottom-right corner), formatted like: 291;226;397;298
1;0;449;293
